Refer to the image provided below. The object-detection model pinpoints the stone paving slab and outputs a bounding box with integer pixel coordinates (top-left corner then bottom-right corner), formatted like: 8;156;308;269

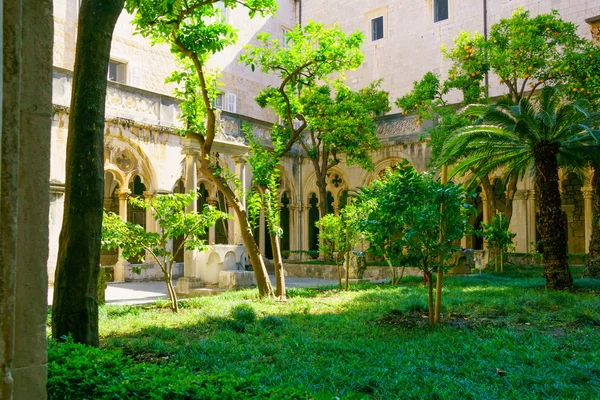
48;275;340;306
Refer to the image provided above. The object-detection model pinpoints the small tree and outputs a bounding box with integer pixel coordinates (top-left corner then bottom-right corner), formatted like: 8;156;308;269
127;0;279;297
102;192;229;312
356;161;472;324
241;22;388;221
317;207;362;290
479;212;516;272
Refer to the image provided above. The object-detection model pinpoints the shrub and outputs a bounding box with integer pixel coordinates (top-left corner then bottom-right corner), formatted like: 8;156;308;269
48;339;308;399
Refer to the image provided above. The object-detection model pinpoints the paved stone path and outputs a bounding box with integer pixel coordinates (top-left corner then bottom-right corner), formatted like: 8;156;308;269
48;275;339;306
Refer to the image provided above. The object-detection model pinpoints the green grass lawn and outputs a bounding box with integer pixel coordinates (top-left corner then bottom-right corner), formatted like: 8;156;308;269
48;267;600;399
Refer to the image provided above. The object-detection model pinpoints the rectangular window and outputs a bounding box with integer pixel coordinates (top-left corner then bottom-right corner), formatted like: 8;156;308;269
282;28;290;49
226;93;237;113
434;0;449;23
371;16;384;41
108;60;127;84
215;93;224;109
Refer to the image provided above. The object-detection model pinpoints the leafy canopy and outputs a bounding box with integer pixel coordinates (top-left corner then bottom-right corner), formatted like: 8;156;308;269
356;160;473;274
442;86;600;183
300;81;390;170
102;192;229;264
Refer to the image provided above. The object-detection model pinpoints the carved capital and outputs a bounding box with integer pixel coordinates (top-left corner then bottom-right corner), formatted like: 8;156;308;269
513;189;529;201
143;190;154;199
231;155;247;165
206;196;219;206
581;187;594;200
116;188;132;200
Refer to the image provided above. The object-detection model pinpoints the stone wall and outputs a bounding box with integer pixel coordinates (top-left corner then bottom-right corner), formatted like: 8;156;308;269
284;263;422;281
300;0;600;113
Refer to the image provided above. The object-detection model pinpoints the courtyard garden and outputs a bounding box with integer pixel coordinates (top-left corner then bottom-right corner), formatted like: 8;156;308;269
48;268;600;399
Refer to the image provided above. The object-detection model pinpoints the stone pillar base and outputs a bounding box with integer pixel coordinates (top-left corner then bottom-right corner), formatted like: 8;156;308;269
113;259;129;282
218;271;257;289
176;277;204;295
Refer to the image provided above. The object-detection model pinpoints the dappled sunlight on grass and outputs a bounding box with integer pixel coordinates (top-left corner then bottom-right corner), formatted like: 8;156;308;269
85;274;600;399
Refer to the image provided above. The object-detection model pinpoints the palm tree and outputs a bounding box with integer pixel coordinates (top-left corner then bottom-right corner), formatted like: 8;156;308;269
442;86;599;290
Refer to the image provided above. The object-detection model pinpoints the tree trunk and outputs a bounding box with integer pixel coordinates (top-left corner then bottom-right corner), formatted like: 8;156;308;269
199;165;274;296
584;167;600;278
269;232;286;299
427;271;434;325
52;0;124;346
434;165;447;324
164;270;179;313
504;174;519;223
534;143;573;289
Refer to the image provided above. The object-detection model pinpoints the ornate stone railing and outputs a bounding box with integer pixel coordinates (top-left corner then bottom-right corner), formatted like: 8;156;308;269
52;67;269;148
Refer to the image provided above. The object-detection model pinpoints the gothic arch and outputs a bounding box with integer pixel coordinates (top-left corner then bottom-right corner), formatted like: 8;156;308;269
104;135;157;194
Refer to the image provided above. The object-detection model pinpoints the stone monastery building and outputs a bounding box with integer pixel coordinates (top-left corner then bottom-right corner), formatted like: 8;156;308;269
49;0;600;285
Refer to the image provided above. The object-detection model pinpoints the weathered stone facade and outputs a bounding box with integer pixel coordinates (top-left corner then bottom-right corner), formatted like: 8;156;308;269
45;0;600;289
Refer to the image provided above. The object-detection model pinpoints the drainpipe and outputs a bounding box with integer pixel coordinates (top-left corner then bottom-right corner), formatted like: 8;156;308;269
297;155;303;254
483;0;489;96
296;0;302;27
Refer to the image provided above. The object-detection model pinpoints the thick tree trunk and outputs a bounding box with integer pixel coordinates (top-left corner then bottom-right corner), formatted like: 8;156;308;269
534;143;573;290
269;232;286;299
584;168;600;278
199;165;274;296
52;0;124;346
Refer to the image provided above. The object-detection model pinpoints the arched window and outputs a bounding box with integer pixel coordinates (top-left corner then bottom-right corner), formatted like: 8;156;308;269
215;190;229;244
308;193;320;253
280;192;291;252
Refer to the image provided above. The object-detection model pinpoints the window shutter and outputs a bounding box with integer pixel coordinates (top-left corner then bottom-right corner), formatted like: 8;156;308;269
226;93;237;113
128;63;142;87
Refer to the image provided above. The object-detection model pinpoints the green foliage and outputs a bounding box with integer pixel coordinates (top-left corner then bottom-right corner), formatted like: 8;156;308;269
398;9;600;169
480;212;517;271
356;161;473;280
442;8;599;102
444;87;600;183
317;209;364;289
241;21;364;95
480;213;516;253
395;73;471;167
442;31;489;103
48;338;308;399
102;192;228;263
102;192;229;311
54;274;600;399
126;0;276;53
300;80;390;170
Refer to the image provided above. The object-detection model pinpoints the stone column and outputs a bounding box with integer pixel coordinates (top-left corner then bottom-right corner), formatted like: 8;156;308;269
177;144;203;294
143;191;156;263
302;203;311;256
231;156;247;245
510;189;530;253
480;191;490;250
287;203;299;260
527;189;537;252
207;196;218;244
182;144;198;276
113;188;132;282
232;155;247;209
582;187;593;254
